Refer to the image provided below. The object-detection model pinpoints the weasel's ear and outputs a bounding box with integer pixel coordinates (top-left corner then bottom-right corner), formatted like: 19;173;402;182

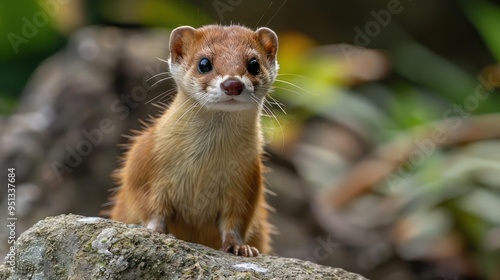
169;26;196;63
255;27;278;62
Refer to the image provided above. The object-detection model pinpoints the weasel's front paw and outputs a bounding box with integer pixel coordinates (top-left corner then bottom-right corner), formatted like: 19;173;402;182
221;244;259;257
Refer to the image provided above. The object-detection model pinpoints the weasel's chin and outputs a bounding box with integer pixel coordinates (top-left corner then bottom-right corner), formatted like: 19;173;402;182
205;100;256;112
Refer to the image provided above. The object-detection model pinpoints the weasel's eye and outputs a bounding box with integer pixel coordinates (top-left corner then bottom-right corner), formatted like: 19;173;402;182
198;58;213;73
247;58;260;75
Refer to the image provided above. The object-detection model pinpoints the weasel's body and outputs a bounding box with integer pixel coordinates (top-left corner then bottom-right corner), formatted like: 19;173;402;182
109;25;279;257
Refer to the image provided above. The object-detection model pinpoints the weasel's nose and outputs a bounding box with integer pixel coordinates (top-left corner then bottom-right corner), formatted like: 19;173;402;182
221;79;244;95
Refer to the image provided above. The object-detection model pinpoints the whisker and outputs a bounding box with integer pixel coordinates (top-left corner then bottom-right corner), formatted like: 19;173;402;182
189;99;209;123
263;100;278;119
255;1;273;28
146;72;171;82
156;57;169;64
277;73;312;81
162;99;195;135
260;97;285;151
264;0;288;26
146;88;176;104
152;102;168;110
255;97;270;116
148;76;174;91
263;106;276;118
154;101;170;110
158;89;178;102
274;79;316;96
266;95;286;114
252;97;275;124
170;103;198;134
249;95;261;110
252;96;278;120
163;98;191;122
252;96;286;150
157;101;169;107
272;85;304;97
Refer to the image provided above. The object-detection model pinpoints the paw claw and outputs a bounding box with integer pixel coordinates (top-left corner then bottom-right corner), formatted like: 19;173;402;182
221;244;259;257
251;247;259;256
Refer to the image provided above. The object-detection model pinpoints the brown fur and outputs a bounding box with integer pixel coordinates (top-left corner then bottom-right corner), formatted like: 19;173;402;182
108;25;278;257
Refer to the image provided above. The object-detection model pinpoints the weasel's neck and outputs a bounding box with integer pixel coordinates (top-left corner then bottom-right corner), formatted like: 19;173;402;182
157;90;263;145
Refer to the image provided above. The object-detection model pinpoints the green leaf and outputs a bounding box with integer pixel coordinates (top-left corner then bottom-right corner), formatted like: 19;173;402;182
462;0;500;62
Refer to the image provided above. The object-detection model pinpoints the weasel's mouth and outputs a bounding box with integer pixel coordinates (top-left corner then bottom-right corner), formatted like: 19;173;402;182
204;97;254;112
222;99;240;104
217;96;248;104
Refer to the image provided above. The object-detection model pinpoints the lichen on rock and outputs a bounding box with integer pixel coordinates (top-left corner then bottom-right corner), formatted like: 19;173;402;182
1;214;367;279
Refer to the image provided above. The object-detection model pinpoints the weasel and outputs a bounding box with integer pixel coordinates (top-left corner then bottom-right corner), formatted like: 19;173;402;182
108;25;279;257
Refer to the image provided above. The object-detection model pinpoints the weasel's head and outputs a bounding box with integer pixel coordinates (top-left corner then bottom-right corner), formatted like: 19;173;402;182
168;25;279;112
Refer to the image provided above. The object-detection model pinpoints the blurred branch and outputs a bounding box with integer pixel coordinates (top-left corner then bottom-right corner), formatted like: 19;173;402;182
325;113;500;209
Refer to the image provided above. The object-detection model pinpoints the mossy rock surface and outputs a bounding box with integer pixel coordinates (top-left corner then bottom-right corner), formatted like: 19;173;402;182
0;214;367;279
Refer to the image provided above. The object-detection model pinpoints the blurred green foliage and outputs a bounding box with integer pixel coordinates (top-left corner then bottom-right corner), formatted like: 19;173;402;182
0;1;63;113
462;0;500;62
0;0;209;114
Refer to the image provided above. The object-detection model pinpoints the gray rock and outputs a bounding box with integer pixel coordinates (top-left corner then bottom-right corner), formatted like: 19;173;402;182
0;214;367;280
